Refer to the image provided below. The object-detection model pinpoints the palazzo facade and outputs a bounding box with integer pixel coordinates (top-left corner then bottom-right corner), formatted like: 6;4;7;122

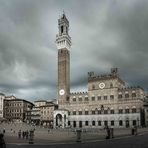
53;14;147;128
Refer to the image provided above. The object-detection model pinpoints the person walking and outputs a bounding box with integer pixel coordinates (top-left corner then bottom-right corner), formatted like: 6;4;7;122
18;130;21;139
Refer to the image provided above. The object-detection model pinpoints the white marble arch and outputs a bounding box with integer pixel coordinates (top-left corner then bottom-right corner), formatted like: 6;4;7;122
53;109;69;128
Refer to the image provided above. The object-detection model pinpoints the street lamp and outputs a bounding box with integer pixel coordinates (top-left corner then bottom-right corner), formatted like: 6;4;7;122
137;117;139;127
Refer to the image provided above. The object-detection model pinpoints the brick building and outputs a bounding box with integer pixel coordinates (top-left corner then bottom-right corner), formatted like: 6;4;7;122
4;96;34;122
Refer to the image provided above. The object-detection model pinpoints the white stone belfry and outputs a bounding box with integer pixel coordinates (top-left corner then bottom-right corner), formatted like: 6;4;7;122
56;13;71;50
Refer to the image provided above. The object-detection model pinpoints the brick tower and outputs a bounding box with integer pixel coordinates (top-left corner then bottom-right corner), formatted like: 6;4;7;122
56;13;71;105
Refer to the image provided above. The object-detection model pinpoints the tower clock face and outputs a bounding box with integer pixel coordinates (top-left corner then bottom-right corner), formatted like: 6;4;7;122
59;89;65;96
99;83;105;89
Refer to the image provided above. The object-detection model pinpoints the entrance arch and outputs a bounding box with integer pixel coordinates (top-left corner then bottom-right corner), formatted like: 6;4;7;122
56;114;62;127
53;110;68;128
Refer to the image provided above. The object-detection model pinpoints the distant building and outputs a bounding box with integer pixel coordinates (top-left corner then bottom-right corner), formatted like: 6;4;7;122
4;96;34;122
40;102;58;127
0;93;5;119
31;100;58;126
31;106;40;125
53;13;148;128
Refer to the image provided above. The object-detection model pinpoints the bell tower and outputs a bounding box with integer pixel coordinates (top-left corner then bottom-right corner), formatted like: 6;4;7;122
56;13;71;105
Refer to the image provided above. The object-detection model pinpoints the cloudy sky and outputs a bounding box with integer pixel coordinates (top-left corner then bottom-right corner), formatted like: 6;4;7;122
0;0;148;102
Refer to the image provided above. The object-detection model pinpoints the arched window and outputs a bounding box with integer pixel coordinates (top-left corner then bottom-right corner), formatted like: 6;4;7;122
78;96;82;101
125;107;130;113
110;83;113;88
73;121;76;127
61;26;64;34
73;97;76;102
84;96;89;101
125;93;129;98
85;121;88;126
92;84;95;90
111;120;114;126
92;121;95;126
98;121;101;126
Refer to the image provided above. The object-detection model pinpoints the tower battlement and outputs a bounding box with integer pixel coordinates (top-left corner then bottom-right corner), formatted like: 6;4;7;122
70;91;88;95
118;86;143;91
88;68;124;85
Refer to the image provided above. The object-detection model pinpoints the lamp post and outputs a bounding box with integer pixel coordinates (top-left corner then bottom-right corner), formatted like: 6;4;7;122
137;117;139;127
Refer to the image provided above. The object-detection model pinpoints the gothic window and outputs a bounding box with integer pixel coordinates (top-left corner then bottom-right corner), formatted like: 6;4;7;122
98;121;101;126
104;110;108;114
97;110;101;114
73;121;76;127
79;121;82;128
98;96;101;100
111;110;114;114
110;83;113;88
73;111;76;115
85;121;88;126
104;96;107;100
73;98;76;102
119;109;123;114
68;121;70;126
132;108;136;113
104;121;108;126
110;95;114;100
66;96;69;101
85;111;89;115
92;96;95;101
79;97;82;101
133;120;137;126
85;96;89;101
125;93;129;98
92;84;95;90
92;121;95;126
92;110;95;115
79;111;82;115
125;109;130;113
132;93;136;98
119;120;123;126
111;120;114;126
118;94;122;99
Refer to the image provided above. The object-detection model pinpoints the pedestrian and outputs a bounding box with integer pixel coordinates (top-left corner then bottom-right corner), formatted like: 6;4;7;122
26;130;29;139
48;129;50;133
134;126;137;136
18;130;21;139
105;126;110;139
0;133;6;148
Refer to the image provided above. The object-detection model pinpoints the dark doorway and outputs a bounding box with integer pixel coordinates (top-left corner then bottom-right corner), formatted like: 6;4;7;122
126;120;129;128
56;114;62;127
79;121;82;128
73;121;76;128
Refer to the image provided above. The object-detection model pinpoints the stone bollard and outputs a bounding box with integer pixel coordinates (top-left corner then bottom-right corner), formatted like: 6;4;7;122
76;129;82;142
29;130;34;144
131;128;135;135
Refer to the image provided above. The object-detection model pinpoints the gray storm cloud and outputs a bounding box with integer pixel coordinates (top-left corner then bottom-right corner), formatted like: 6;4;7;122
0;0;148;101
